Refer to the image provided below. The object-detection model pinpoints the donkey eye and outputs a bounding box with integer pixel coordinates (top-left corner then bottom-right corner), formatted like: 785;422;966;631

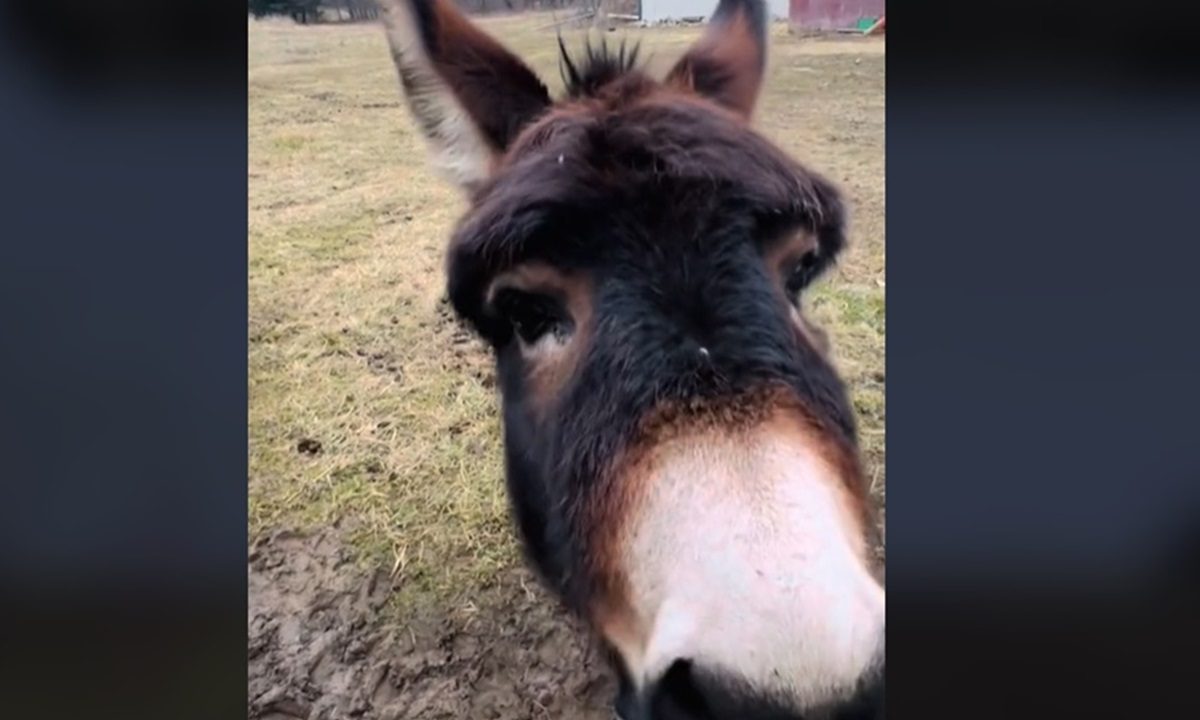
492;288;569;346
785;251;821;296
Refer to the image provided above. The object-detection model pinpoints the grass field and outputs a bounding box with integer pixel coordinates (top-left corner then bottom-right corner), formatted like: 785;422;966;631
248;14;885;611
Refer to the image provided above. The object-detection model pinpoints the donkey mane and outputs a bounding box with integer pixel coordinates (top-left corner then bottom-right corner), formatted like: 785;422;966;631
557;35;643;99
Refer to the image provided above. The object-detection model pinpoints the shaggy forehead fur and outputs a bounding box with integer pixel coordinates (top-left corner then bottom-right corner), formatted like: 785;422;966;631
445;50;846;333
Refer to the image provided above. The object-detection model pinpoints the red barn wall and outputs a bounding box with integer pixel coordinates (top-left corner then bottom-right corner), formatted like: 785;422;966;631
789;0;885;30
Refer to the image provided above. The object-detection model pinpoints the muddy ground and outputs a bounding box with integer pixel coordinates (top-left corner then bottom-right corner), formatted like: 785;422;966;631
249;529;616;720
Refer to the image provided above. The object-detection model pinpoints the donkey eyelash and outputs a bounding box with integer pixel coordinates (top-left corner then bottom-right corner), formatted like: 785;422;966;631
491;287;572;347
784;250;821;295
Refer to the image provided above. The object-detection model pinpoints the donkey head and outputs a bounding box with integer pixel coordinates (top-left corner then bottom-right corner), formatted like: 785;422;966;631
381;1;884;717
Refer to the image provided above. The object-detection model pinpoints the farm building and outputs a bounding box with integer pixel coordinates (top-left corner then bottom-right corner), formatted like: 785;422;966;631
638;0;790;23
635;0;883;29
789;0;884;30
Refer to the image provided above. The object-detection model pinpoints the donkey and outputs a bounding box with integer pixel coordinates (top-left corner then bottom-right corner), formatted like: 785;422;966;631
379;1;884;717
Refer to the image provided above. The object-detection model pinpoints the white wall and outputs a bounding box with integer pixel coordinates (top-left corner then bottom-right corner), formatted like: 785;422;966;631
640;0;789;24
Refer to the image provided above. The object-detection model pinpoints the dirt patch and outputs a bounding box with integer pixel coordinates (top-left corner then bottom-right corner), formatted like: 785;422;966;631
249;530;616;720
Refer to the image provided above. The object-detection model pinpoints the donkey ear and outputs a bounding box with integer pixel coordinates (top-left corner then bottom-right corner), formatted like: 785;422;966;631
380;0;551;191
665;0;769;118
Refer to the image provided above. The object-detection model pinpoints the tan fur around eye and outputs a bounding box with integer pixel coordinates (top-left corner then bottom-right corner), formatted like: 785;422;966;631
792;306;831;357
762;231;829;357
765;229;820;274
487;263;593;415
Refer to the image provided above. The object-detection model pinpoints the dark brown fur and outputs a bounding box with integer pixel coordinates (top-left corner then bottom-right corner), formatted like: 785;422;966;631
407;0;549;152
380;2;882;717
665;2;766;117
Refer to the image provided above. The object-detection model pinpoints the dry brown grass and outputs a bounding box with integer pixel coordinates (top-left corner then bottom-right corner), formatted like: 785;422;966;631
248;15;885;607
